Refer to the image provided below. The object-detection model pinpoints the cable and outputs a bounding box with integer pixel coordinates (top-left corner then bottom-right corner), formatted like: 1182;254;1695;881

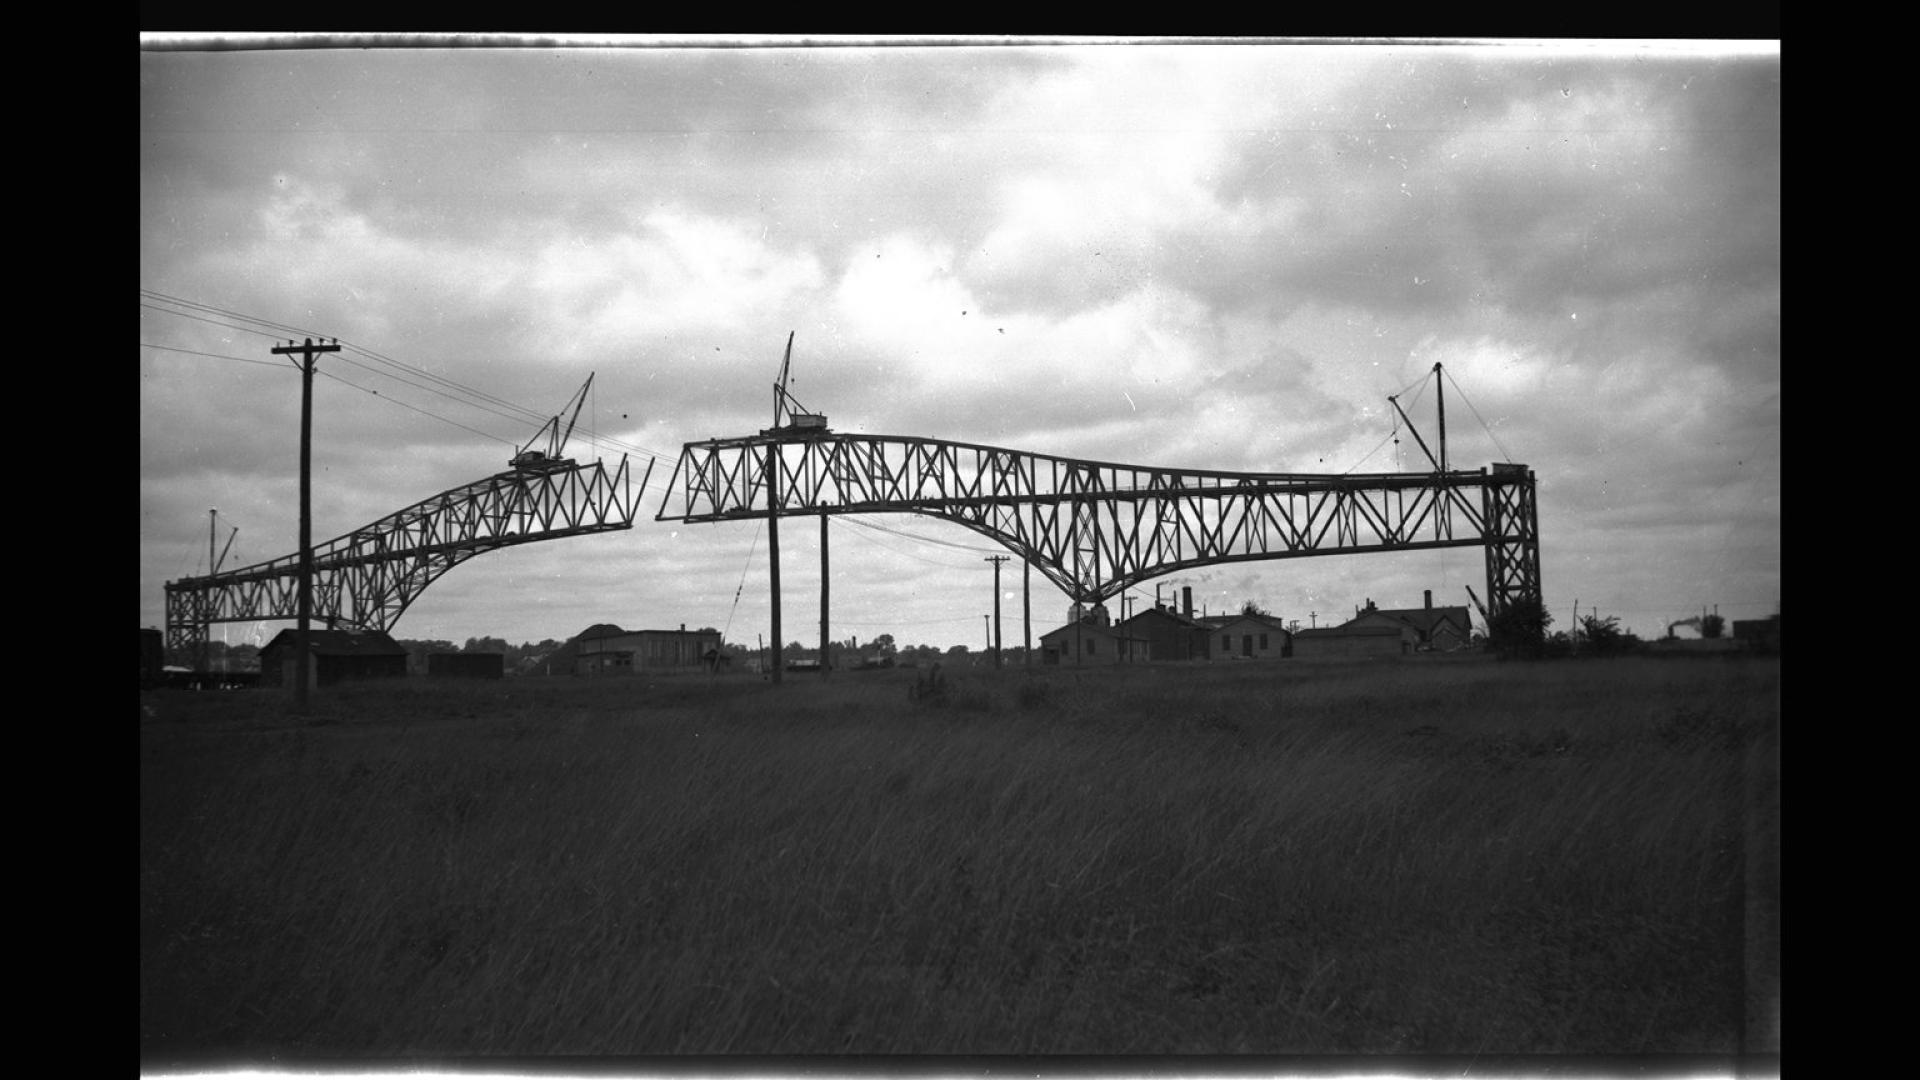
144;289;680;466
140;342;288;367
315;367;515;445
720;520;763;641
1441;365;1514;463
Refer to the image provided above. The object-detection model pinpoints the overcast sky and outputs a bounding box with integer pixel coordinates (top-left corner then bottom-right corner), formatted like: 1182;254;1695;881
140;37;1779;652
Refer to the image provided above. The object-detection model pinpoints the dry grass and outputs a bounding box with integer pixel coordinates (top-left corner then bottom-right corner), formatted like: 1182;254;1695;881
140;654;1778;1060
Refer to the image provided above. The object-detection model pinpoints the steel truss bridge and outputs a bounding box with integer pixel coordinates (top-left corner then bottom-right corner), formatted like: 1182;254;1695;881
656;432;1541;616
165;457;646;654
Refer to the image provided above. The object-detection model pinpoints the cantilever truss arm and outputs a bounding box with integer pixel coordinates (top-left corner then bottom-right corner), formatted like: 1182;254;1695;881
656;433;1540;614
165;456;648;654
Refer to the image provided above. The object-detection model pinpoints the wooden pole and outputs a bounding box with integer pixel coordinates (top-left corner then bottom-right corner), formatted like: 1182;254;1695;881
820;512;830;677
767;445;782;684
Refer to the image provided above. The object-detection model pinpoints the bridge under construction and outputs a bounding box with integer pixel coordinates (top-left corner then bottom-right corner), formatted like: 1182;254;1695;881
162;334;1538;671
652;340;1540;677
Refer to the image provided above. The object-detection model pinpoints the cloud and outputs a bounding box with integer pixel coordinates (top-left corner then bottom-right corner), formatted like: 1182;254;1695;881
140;43;1781;645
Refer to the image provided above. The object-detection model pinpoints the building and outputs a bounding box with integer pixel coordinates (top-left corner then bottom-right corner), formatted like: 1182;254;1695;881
1038;604;1147;665
258;628;409;688
1116;586;1214;661
1291;623;1413;659
574;623;724;675
1117;604;1215;661
1733;614;1781;654
140;627;164;689
1205;612;1292;660
1342;592;1474;651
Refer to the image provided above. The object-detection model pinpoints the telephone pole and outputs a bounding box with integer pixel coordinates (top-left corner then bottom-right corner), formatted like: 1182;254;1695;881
1023;558;1032;667
272;337;341;711
985;555;1008;668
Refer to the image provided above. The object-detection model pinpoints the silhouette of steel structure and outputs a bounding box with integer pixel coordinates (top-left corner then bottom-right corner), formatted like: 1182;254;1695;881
657;434;1540;616
165;457;647;655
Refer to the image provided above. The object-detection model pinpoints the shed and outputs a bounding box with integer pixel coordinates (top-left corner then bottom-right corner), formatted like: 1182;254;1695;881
259;628;409;688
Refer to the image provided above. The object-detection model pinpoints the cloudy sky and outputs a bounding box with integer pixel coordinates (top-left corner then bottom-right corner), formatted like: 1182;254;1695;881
140;37;1779;652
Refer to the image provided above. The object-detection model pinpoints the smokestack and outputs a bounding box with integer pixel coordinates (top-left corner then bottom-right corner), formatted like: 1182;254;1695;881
1425;590;1432;610
1183;586;1192;619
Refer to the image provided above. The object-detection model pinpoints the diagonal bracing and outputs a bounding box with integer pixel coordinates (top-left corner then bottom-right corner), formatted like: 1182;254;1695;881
657;432;1541;615
165;457;648;655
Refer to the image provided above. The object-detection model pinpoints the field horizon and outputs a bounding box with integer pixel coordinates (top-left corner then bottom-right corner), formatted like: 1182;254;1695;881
140;653;1779;1062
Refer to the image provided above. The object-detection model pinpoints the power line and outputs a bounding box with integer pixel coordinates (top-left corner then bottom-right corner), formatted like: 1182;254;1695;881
1441;365;1514;463
143;288;678;467
141;342;287;367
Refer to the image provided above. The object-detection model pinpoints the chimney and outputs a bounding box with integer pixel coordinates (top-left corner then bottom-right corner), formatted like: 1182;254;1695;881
1183;586;1193;619
1424;590;1432;610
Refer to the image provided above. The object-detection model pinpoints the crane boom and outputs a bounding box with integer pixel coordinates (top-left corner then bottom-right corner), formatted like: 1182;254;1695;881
1464;584;1491;625
513;374;597;472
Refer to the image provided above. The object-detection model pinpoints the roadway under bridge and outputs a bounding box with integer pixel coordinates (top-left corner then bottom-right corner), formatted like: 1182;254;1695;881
655;431;1541;616
165;456;646;655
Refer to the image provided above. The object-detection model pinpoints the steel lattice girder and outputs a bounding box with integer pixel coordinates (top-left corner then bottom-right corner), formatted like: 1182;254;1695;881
165;457;646;653
657;433;1540;606
1482;474;1543;618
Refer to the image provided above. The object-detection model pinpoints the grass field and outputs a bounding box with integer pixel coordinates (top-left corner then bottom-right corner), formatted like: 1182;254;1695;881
139;653;1779;1060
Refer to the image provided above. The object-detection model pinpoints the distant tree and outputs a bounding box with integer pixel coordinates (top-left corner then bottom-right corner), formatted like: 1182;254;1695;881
463;636;509;654
1579;613;1629;655
945;644;971;660
1241;600;1270;617
872;633;898;658
1487;597;1553;659
1701;614;1726;639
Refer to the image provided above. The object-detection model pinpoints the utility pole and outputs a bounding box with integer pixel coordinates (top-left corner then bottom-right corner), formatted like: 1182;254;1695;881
272;337;339;711
201;508;216;674
986;555;1008;668
819;512;830;677
1023;558;1032;667
767;445;782;684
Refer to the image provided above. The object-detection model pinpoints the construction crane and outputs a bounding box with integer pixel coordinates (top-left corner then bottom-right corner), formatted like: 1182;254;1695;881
512;374;594;472
763;332;829;436
1464;584;1491;627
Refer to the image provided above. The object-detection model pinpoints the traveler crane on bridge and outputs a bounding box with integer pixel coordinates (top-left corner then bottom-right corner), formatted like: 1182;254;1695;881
764;332;830;437
512;373;595;473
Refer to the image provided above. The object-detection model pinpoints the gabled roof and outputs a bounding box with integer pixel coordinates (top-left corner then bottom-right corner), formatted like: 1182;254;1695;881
1348;606;1473;635
1118;606;1211;631
1295;624;1408;638
1038;618;1142;644
262;628;408;656
1207;612;1291;633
